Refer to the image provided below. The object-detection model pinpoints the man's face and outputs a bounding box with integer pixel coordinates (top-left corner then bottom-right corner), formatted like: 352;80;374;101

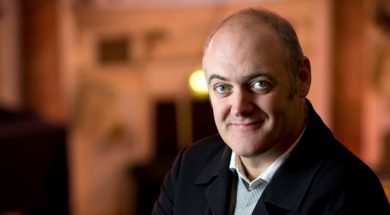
203;23;310;158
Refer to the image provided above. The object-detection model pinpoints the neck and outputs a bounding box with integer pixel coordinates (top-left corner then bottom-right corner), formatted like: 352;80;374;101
239;140;292;181
239;156;274;181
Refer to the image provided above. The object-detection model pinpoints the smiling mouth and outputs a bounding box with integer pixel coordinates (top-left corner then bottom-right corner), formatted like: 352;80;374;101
230;120;264;130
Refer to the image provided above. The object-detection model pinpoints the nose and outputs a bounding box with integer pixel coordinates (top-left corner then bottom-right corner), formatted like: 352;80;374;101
231;89;255;117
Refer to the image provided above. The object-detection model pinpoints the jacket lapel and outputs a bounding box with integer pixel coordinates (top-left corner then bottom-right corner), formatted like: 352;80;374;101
195;145;233;215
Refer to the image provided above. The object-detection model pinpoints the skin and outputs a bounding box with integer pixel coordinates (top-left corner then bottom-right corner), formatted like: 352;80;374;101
203;19;311;180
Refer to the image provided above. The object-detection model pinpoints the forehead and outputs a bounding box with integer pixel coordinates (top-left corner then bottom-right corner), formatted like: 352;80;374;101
203;21;286;78
210;19;278;47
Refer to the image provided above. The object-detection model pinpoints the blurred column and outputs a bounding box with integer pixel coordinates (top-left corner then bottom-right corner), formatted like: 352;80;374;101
20;0;66;123
332;0;365;156
0;0;22;110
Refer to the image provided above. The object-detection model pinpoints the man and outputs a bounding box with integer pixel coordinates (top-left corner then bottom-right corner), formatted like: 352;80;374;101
153;8;390;214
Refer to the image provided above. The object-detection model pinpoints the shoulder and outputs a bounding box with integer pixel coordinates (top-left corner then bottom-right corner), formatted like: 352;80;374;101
179;134;228;168
291;131;388;212
152;134;228;214
184;134;226;156
304;135;389;209
302;102;381;185
291;104;387;205
319;141;382;188
165;134;230;189
318;144;389;212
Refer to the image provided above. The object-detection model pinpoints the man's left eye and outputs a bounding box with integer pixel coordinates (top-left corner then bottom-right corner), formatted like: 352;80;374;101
253;81;269;89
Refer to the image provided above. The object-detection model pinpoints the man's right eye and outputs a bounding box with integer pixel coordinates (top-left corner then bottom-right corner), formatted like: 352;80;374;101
214;84;230;94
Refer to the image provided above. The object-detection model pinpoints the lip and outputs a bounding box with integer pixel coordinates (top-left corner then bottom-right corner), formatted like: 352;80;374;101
230;120;263;130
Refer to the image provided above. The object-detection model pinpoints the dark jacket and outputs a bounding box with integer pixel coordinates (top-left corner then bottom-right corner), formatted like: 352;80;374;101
153;103;390;214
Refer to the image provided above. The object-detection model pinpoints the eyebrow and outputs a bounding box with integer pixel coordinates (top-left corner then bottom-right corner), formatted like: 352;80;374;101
208;74;228;85
208;72;275;85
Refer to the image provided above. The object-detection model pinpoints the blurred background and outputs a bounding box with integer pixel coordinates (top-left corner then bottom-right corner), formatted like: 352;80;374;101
0;0;389;214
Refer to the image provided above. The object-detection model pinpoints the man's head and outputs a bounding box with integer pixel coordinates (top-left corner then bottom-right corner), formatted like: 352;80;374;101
204;8;306;98
202;8;311;158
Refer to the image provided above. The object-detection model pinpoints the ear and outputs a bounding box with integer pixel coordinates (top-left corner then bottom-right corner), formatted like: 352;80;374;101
297;57;311;98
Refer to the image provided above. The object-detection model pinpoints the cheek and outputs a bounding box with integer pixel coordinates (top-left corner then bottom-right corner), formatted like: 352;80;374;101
210;98;229;122
254;94;288;121
255;95;278;113
264;95;298;123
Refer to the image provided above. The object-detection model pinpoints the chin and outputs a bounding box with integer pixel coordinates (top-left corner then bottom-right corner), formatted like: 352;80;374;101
233;136;275;155
228;139;262;155
234;150;258;158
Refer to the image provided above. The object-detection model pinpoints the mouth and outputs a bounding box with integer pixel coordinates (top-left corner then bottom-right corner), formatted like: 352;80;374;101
230;120;264;130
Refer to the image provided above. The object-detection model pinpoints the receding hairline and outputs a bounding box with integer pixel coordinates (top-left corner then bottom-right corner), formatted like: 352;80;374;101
204;8;285;52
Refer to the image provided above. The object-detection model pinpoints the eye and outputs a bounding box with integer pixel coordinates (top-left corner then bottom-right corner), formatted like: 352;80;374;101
214;84;231;95
252;80;270;89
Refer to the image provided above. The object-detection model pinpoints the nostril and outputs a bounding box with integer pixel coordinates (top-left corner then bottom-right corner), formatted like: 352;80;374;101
232;102;254;117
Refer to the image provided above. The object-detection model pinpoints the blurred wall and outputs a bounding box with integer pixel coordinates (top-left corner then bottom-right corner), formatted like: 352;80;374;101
1;0;389;214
